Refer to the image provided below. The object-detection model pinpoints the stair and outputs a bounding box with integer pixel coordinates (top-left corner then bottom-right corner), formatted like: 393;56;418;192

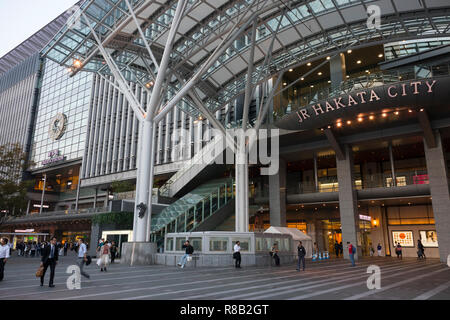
159;135;228;198
150;178;235;248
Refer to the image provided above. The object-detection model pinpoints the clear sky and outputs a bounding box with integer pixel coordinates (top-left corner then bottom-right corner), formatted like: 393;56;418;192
0;0;80;58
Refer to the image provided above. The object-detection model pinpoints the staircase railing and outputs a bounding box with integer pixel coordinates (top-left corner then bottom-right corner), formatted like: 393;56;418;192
150;179;235;247
159;135;227;197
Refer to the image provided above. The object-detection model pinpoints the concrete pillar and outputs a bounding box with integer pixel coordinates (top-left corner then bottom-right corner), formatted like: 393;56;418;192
336;145;360;260
315;220;325;252
306;219;317;243
424;131;450;263
388;142;396;186
330;53;346;91
313;152;319;192
269;158;286;227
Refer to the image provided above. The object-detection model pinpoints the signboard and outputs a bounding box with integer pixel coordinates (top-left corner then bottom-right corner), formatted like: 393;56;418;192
15;229;35;233
42;149;65;166
392;231;414;247
419;230;438;247
275;77;450;131
359;214;372;221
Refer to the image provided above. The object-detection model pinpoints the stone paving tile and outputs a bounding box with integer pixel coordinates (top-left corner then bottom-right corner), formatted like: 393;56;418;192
1;254;449;300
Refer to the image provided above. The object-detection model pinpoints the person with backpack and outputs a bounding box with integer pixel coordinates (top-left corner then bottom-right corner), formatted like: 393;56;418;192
347;242;356;266
177;240;194;269
395;242;402;259
297;241;306;271
417;240;426;259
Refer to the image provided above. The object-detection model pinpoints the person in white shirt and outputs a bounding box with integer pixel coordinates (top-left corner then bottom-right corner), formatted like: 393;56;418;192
233;241;241;268
77;238;90;279
0;238;11;281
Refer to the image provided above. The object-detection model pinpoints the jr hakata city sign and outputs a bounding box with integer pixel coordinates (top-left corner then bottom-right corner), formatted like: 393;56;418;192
275;77;450;131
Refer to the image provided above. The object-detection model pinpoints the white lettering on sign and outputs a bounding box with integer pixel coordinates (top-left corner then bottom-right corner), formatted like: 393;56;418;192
294;80;437;126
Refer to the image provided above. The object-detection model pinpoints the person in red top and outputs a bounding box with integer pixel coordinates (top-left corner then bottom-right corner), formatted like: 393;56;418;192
347;242;356;266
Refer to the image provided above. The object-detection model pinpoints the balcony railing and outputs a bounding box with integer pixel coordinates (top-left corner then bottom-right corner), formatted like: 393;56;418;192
355;170;429;190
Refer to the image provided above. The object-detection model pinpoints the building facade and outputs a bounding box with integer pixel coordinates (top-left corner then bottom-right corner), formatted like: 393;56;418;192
1;0;450;261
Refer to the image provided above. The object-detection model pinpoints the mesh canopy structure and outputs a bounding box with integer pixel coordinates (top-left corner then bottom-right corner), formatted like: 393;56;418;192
42;0;450;120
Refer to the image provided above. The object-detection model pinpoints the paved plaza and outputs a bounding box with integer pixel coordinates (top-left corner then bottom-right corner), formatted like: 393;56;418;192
0;253;449;300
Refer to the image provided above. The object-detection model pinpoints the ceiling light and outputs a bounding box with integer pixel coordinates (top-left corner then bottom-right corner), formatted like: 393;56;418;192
357;60;362;64
378;53;384;58
346;120;351;125
73;59;82;68
328;80;331;83
283;82;287;86
310;85;314;88
394;111;399;115
301;77;305;81
289;68;293;72
347;50;352;54
336;122;342;127
369;115;375;120
382;113;387;118
365;70;369;73
326;56;330;60
408;109;413;113
346;75;350;78
318;72;322;76
307;62;311;66
420;108;424;112
357;117;363;122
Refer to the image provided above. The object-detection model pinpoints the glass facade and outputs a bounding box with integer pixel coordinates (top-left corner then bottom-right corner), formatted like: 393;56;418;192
30;59;93;169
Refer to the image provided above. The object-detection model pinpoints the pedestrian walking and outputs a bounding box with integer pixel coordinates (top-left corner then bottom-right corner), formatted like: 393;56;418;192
233;241;241;268
347;242;356;266
271;243;280;266
30;242;36;257
395;242;402;259
40;236;59;287
77;238;90;279
296;241;306;271
64;242;68;256
0;238;10;281
377;243;382;256
177;240;194;268
417;240;426;259
110;241;117;263
339;242;343;256
334;241;340;257
370;246;375;256
100;240;110;272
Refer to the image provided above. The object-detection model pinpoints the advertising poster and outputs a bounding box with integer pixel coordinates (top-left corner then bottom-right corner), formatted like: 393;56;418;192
392;231;414;247
419;230;438;247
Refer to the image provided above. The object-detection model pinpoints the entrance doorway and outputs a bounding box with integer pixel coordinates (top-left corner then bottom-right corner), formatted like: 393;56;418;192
101;230;133;258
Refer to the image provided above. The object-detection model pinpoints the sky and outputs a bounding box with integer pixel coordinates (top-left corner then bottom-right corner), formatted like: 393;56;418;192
0;0;79;58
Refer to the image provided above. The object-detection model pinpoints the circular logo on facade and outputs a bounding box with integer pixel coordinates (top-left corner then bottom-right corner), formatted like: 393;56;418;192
49;113;67;141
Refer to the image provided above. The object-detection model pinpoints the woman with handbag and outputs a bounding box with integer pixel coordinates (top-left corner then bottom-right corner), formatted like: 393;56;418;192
100;240;111;272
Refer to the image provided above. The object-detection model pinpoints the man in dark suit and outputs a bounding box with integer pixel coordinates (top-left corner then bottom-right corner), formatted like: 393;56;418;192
40;236;59;288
